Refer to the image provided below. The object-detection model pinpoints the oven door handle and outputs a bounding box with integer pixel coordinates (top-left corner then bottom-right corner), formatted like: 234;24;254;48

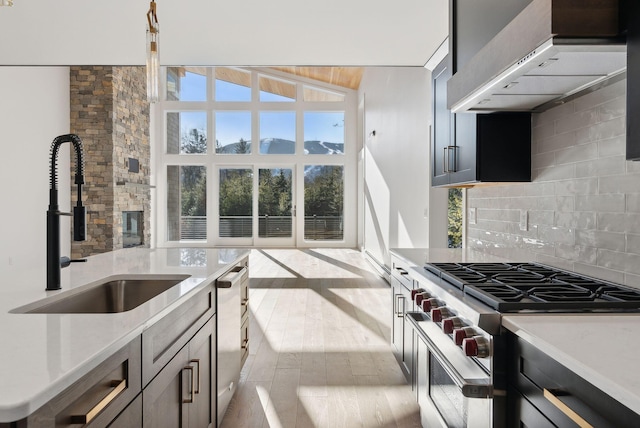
407;313;494;399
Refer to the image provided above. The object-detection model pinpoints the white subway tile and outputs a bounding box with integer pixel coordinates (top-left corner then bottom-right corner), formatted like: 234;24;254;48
575;230;626;252
538;225;575;245
538;132;577;154
574;261;625;283
575;156;626;178
622;272;640;289
575;116;626;145
575;194;625;212
555;244;597;265
597;213;640;233
529;210;554;226
555;142;598;165
599;173;640;194
555;108;598;134
597;96;626;122
555;212;596;230
597;136;626;157
573;79;626;112
554;178;598;196
531;121;555;143
626;234;640;255
535;163;576;182
532;152;555;170
597;249;640;276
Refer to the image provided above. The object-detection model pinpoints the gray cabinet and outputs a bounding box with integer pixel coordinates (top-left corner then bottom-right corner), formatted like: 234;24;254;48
4;337;142;427
142;281;216;427
431;0;532;187
431;54;532;187
507;333;640;426
108;395;143;428
390;256;415;382
626;0;640;160
143;315;215;428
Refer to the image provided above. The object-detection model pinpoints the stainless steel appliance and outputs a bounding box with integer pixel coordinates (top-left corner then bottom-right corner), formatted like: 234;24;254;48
405;261;640;427
216;262;249;426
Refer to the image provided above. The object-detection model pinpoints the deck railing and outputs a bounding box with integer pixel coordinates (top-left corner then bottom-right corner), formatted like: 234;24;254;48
178;215;343;240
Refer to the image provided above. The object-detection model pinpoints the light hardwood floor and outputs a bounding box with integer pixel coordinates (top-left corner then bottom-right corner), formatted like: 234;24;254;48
220;249;421;428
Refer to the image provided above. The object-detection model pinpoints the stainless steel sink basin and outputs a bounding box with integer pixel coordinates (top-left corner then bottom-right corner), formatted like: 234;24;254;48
15;275;191;314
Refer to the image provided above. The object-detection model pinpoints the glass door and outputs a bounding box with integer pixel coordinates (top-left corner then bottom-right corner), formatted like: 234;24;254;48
215;165;295;246
216;167;254;246
255;166;295;246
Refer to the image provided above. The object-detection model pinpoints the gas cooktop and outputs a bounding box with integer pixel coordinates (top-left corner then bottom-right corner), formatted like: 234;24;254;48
424;262;640;312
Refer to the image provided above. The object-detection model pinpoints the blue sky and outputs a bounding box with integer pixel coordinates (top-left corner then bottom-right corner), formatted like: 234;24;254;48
174;69;345;148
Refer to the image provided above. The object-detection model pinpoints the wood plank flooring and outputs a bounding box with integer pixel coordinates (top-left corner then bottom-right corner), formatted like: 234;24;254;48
220;249;421;428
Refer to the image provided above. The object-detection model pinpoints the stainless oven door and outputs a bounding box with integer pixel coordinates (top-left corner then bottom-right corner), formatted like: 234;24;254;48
409;312;494;428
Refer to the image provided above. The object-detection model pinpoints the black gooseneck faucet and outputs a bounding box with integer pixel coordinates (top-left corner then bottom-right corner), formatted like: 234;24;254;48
47;134;87;291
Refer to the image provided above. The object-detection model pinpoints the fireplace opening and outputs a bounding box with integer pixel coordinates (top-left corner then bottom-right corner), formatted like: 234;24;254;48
123;211;144;248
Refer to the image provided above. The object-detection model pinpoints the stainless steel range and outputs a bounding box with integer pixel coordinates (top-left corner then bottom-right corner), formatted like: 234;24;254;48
403;261;640;428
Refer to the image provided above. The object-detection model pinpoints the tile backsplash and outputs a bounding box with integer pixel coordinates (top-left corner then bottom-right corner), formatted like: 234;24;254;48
467;79;640;287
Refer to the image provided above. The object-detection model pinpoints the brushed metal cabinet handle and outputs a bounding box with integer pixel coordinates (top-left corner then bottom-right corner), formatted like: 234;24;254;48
70;379;126;424
443;147;449;173
182;366;195;403
190;359;200;394
543;388;593;428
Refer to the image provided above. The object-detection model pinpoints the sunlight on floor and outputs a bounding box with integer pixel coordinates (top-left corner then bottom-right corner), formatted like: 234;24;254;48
220;249;421;427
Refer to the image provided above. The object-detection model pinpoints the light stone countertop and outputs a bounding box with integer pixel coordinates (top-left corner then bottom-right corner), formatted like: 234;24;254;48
390;248;640;416
0;247;250;423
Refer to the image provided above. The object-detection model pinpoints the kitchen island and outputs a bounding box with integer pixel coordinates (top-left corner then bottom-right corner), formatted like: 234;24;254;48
0;247;250;423
391;247;640;421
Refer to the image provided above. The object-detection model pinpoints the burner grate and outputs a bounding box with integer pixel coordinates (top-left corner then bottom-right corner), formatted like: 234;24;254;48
424;262;640;312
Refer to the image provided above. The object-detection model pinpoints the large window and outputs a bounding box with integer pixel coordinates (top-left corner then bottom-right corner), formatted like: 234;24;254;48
155;67;355;247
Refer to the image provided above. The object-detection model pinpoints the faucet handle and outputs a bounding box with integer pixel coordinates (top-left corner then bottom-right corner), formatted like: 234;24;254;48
60;257;87;268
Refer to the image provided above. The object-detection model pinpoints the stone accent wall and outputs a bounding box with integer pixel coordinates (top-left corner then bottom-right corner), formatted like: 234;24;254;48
70;66;150;258
466;79;640;287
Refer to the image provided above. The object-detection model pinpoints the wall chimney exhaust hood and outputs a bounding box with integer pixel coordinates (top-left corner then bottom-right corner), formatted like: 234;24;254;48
447;0;626;113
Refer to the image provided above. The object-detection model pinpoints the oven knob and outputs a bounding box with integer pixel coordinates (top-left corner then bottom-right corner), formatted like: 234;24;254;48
421;298;440;312
415;292;431;306
411;288;426;301
453;327;476;346
442;317;464;334
430;307;451;323
462;336;490;358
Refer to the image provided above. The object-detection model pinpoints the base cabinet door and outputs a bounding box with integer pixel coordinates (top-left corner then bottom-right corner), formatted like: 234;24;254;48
143;316;216;428
143;344;190;427
189;315;215;428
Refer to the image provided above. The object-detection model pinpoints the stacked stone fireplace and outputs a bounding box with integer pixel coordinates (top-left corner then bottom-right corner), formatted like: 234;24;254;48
70;66;151;258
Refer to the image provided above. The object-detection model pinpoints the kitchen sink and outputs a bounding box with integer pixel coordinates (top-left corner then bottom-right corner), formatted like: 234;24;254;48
13;275;191;314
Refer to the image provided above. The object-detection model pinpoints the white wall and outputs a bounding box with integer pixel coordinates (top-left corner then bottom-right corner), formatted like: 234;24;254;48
0;67;70;286
359;67;448;269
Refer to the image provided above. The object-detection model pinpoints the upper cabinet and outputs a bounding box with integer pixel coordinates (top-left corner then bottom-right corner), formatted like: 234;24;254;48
627;0;640;160
448;0;626;113
431;0;532;187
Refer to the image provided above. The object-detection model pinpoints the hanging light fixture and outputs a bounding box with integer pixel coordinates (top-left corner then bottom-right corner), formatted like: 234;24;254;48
0;0;14;6
146;0;160;103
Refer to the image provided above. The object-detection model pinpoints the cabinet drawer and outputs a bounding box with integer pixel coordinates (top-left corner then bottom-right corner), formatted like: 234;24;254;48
21;336;141;427
391;259;413;292
143;283;215;386
510;335;640;427
241;317;249;367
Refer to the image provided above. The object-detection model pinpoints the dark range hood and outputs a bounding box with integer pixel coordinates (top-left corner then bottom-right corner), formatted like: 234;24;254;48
447;0;626;113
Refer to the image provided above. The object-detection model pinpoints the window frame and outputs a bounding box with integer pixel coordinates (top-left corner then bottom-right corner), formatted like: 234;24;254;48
153;67;358;248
